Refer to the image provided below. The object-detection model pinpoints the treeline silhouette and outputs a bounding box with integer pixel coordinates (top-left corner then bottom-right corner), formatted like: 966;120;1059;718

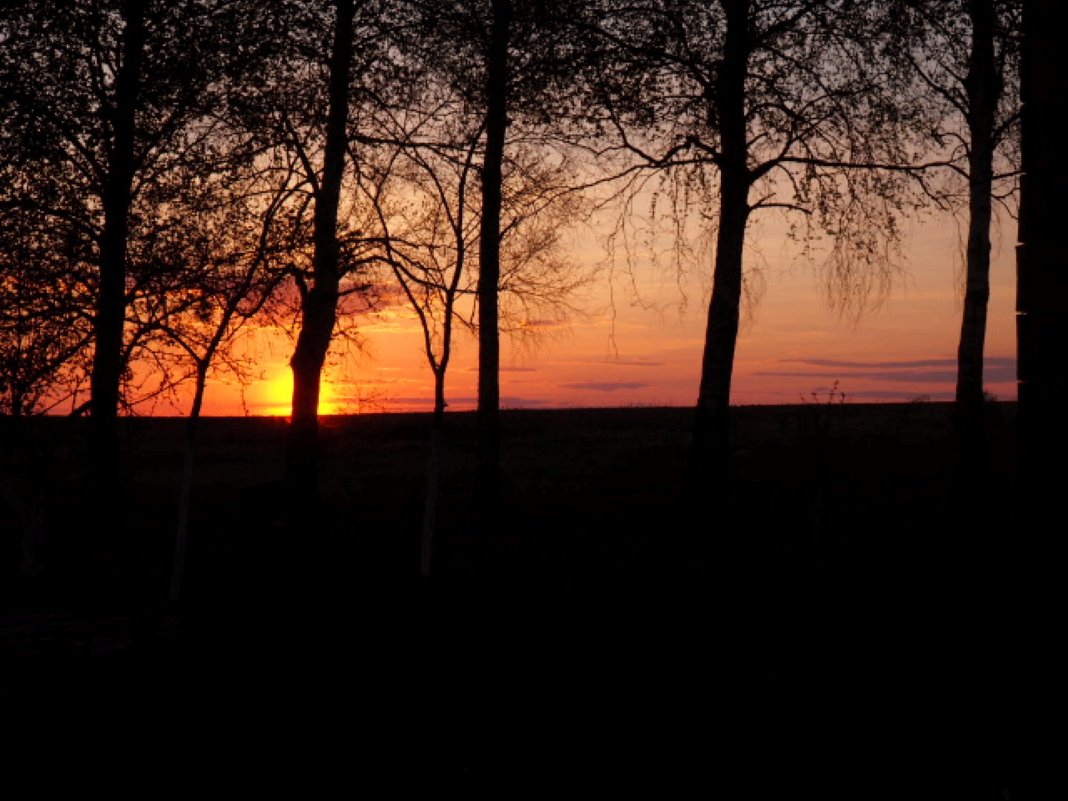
0;2;1057;792
1;1;1023;476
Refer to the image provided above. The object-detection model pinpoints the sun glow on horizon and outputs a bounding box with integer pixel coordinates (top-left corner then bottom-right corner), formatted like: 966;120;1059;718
257;368;292;417
256;366;351;417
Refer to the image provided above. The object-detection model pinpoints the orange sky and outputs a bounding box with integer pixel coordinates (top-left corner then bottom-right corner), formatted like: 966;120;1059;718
168;205;1017;417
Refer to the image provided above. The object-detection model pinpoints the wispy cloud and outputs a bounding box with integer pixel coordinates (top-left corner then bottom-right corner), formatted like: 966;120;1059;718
603;359;665;368
783;357;958;369
370;395;551;410
518;319;568;331
561;381;650;392
759;355;1016;384
464;365;537;373
556;357;668;368
757;369;959;383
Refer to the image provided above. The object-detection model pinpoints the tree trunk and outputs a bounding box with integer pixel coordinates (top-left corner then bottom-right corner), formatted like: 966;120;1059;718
170;359;209;604
955;0;1002;482
89;0;145;486
1007;6;1063;787
1018;0;1068;463
477;0;511;516
1018;2;1067;442
285;0;354;501
420;373;447;579
956;0;999;410
691;0;750;487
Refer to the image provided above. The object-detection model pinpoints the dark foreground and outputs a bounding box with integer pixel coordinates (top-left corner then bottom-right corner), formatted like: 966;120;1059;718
0;404;1047;793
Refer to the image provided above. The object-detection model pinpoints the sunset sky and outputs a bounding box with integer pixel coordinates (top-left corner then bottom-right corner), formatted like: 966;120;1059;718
181;203;1018;417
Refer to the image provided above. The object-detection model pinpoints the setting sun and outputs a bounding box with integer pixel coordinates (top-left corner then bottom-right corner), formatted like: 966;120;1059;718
256;366;348;417
260;369;293;417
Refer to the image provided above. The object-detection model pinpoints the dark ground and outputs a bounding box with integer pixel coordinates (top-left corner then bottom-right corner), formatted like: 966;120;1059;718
0;403;1045;793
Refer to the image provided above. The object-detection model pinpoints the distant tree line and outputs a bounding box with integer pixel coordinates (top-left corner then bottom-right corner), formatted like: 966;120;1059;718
1;1;1025;562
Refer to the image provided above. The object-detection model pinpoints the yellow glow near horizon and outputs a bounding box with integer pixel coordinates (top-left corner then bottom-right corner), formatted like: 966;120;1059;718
258;366;348;417
260;368;293;417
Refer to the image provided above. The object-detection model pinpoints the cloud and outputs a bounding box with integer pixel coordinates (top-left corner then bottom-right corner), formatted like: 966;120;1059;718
561;381;650;392
464;365;537;373
783;357;956;369
602;359;665;368
556;357;668;368
370;395;551;410
781;356;1012;369
757;369;959;383
759;356;1016;384
384;396;466;406
517;319;568;331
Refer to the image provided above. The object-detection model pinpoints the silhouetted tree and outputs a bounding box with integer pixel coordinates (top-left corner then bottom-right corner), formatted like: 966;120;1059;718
227;0;400;501
885;0;1021;445
0;213;92;416
0;0;268;486
281;0;357;500
0;0;141;475
91;0;145;485
1004;7;1062;786
366;81;589;575
477;0;511;502
158;161;299;602
585;0;937;484
957;1;1021;409
1017;0;1067;459
413;0;586;520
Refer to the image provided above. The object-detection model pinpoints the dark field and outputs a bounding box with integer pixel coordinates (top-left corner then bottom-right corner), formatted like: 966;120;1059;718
0;404;1038;791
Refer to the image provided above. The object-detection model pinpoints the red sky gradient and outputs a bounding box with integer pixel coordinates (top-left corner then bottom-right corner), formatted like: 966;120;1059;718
161;206;1017;416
